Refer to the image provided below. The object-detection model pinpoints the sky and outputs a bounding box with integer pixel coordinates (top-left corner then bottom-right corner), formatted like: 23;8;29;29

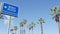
0;0;60;34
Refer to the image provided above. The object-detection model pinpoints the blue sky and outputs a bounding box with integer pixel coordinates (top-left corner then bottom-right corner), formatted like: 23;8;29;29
0;0;60;34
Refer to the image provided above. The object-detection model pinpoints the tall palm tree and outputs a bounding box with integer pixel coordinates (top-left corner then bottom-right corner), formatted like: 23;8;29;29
0;2;3;19
19;19;27;27
19;19;27;34
28;22;35;34
49;6;58;16
38;18;45;34
49;6;60;34
14;26;18;34
12;33;14;34
0;12;2;18
10;29;14;34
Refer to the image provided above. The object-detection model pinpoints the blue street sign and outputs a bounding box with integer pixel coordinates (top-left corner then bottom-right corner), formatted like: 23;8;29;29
2;3;18;17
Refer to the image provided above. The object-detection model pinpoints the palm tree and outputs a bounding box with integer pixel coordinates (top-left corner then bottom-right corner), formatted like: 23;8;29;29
49;6;58;16
19;19;27;27
12;33;14;34
0;2;3;19
49;6;60;34
0;12;2;18
10;29;14;34
14;26;18;34
28;22;35;34
19;19;27;34
38;18;45;34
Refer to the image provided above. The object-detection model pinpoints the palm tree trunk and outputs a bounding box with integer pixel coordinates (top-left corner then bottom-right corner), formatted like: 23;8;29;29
20;27;21;34
58;22;60;34
15;31;16;34
29;30;30;34
8;16;11;34
20;27;23;34
0;12;2;18
41;23;43;34
32;27;33;34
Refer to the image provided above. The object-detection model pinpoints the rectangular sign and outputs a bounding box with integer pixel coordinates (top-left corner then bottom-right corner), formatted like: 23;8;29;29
2;3;18;17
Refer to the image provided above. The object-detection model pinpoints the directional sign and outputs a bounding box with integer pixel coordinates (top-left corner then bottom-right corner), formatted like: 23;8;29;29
2;3;18;17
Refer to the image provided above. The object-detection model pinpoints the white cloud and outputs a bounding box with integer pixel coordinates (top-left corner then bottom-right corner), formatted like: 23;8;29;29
3;15;15;25
5;15;15;20
4;19;13;25
4;20;9;25
5;15;10;19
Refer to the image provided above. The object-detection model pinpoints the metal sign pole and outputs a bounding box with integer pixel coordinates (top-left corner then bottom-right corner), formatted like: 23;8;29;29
8;16;11;34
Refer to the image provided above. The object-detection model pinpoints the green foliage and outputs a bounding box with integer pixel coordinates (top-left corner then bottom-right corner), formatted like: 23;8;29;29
14;26;18;31
19;19;27;27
